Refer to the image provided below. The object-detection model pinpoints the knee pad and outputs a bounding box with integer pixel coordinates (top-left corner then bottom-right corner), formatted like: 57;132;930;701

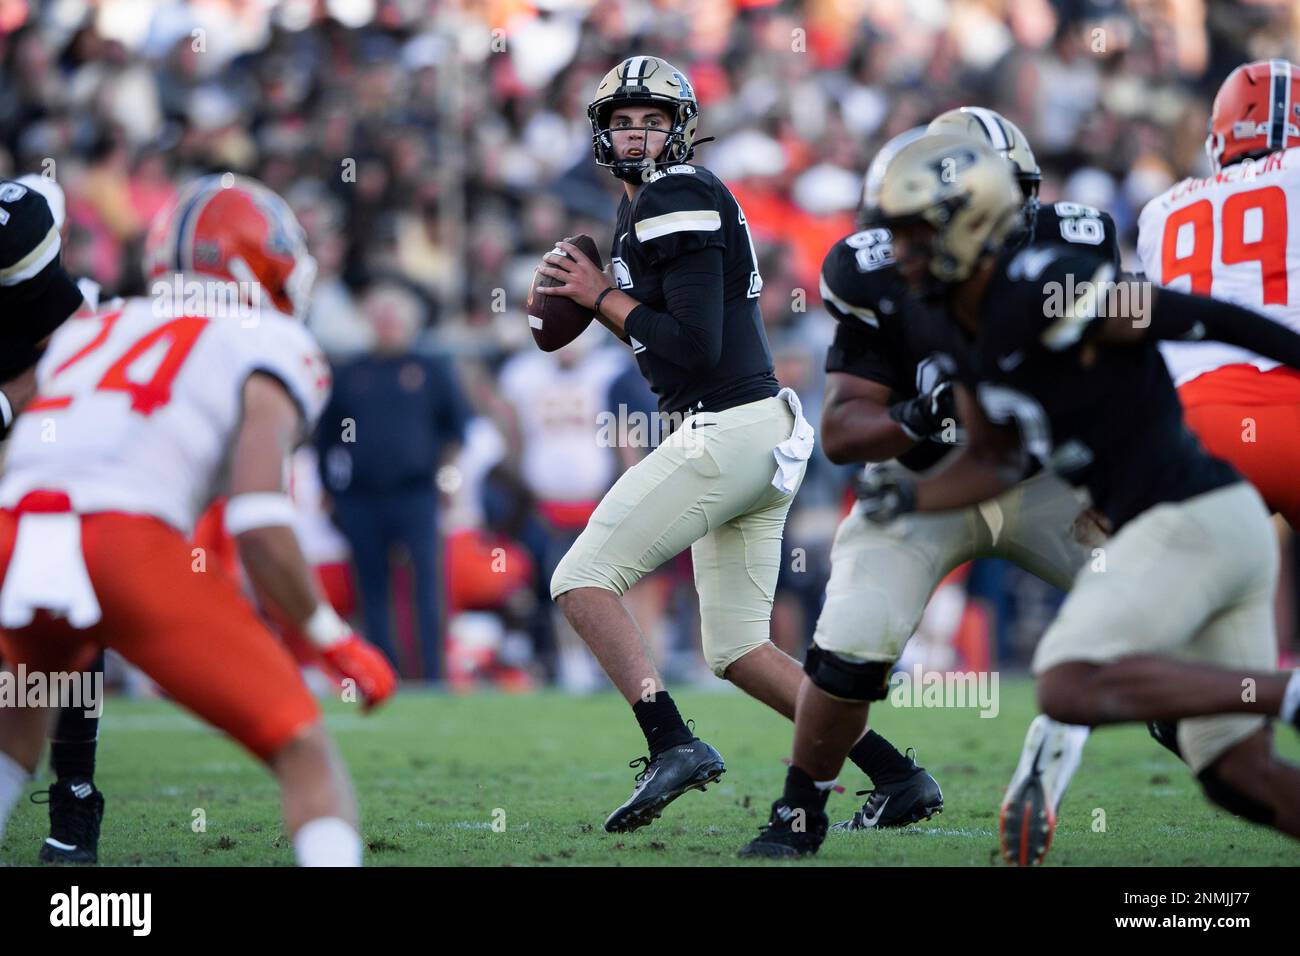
1197;765;1276;826
803;643;892;702
1147;720;1183;760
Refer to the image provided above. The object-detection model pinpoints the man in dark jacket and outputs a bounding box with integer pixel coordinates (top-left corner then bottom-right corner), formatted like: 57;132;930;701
317;281;469;680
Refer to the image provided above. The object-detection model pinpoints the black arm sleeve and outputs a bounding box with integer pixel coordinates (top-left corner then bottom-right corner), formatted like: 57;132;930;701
1148;288;1300;370
624;247;724;372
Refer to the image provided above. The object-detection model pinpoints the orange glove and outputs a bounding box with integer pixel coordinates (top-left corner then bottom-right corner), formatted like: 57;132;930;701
304;605;397;712
320;634;397;712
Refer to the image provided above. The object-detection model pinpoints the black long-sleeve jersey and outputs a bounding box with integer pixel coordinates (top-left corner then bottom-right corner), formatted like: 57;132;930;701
820;201;1123;472
960;242;1239;530
610;163;779;418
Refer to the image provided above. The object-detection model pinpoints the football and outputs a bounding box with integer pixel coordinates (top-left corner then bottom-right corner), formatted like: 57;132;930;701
527;234;602;352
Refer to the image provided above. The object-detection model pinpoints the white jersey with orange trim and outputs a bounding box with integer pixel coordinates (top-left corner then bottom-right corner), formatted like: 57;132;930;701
0;296;330;535
1136;146;1300;385
498;343;626;502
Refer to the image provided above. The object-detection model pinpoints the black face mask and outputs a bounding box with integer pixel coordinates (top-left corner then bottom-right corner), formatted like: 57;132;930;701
588;95;701;183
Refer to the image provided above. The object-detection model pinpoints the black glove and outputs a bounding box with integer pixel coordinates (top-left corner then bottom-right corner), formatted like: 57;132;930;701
888;378;956;441
853;466;918;525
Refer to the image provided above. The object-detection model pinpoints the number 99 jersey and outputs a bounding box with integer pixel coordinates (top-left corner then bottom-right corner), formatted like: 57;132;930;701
0;298;331;535
1136;146;1300;385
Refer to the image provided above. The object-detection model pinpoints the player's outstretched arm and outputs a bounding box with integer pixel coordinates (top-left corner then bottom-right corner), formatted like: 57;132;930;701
1101;286;1300;373
230;373;396;710
821;372;918;464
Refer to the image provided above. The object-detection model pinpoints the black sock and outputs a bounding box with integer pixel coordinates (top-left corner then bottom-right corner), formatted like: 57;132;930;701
50;655;101;783
782;765;830;811
632;691;694;758
50;706;99;782
847;730;914;785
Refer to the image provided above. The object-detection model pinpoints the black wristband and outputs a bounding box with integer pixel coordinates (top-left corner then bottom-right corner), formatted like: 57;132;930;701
594;286;618;314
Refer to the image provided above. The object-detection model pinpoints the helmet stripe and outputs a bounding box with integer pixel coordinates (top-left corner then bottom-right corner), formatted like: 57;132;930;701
966;107;1009;151
173;179;221;275
625;56;646;86
172;187;208;275
1269;59;1291;149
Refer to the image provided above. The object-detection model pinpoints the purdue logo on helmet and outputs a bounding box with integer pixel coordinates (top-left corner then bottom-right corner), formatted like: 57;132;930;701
926;107;1041;199
588;56;701;183
1206;59;1300;172
868;133;1024;284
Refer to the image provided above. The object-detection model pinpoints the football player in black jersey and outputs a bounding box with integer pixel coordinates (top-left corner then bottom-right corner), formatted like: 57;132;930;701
537;56;830;834
801;113;1117;861
0;176;107;864
740;114;1113;858
851;132;1300;850
814;111;1130;864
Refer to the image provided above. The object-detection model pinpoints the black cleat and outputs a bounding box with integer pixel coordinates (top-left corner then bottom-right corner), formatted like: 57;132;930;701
604;739;725;833
739;798;828;858
831;749;943;831
32;778;104;864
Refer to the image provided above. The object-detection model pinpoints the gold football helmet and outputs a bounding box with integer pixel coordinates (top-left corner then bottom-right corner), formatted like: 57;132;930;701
588;56;701;183
870;133;1024;284
927;107;1041;198
860;125;929;219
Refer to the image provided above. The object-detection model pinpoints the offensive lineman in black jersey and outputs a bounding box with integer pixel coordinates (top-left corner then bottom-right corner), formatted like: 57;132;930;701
849;132;1300;849
0;176;107;864
805;112;1118;862
537;56;829;833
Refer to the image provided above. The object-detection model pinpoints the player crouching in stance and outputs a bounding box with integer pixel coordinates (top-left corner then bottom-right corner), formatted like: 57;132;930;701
812;133;1300;856
0;174;112;862
0;176;396;865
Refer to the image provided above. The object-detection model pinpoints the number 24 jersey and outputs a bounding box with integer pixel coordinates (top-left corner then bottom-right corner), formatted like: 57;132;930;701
0;298;331;535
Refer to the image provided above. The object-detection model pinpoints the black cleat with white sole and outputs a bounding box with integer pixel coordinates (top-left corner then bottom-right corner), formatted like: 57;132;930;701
32;778;104;864
604;738;725;833
831;750;943;831
739;798;829;858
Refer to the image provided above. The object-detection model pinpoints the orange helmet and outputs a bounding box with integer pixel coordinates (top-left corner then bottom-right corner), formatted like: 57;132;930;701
1206;59;1300;172
144;174;316;319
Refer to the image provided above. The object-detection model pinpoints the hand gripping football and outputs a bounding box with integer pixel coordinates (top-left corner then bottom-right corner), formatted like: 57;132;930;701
527;234;603;352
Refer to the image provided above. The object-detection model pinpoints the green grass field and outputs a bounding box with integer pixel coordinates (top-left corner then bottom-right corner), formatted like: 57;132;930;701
3;677;1297;866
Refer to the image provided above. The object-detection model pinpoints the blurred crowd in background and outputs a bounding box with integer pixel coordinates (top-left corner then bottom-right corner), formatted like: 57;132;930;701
3;0;1299;690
